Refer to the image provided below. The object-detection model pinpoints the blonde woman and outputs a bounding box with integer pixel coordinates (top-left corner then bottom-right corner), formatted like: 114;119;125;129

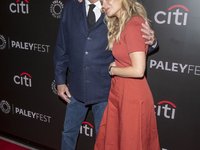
94;0;160;149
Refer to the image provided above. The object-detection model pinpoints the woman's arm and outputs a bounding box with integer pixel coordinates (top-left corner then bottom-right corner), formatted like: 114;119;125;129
109;51;146;78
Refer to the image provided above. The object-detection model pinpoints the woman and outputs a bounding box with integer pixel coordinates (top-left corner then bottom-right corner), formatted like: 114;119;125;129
94;0;160;149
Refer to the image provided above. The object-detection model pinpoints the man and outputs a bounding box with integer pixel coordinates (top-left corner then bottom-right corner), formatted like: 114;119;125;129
53;0;158;149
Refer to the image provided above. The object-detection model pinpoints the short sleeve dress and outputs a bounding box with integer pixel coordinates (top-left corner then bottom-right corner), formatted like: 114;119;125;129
94;16;160;150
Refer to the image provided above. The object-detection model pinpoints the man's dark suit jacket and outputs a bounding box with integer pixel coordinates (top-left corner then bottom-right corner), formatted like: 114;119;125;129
53;0;158;105
54;0;113;105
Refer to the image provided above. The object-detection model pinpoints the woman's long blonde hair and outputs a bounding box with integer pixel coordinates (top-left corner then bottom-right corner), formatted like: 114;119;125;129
105;0;149;50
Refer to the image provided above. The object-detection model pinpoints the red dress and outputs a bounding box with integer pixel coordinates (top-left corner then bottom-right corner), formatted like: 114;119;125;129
94;16;160;150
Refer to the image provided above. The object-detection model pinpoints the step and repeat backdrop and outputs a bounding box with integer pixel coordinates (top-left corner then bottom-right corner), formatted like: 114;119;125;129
0;0;199;150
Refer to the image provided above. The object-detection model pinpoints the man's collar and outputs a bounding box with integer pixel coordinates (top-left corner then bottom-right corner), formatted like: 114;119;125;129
85;0;102;9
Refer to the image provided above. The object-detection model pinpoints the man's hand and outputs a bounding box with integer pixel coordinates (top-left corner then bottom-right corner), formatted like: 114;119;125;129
57;84;71;103
141;21;157;46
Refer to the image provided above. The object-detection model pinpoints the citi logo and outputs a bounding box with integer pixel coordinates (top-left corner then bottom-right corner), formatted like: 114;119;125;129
9;0;29;14
154;101;176;119
154;5;189;26
80;121;94;137
13;72;32;87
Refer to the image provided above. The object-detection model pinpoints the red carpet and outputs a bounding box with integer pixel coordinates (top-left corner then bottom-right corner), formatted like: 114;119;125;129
0;138;30;150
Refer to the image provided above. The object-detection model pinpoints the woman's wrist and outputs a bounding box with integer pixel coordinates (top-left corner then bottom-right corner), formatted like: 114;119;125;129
108;66;115;76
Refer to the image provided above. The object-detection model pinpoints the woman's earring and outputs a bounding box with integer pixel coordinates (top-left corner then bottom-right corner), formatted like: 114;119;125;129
101;8;105;13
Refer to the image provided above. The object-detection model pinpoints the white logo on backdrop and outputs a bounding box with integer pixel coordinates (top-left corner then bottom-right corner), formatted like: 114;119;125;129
11;40;50;53
0;100;52;123
0;34;6;50
0;100;11;114
51;80;58;95
150;59;200;76
9;0;29;14
80;121;94;137
14;72;32;87
154;5;189;26
14;107;51;123
155;101;176;120
50;0;64;19
0;36;50;53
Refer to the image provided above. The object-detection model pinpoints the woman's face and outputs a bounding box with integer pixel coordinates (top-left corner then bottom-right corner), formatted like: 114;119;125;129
101;0;122;18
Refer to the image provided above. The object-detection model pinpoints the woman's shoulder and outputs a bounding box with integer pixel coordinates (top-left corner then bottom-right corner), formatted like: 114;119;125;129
122;16;146;38
122;16;145;38
126;15;145;27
